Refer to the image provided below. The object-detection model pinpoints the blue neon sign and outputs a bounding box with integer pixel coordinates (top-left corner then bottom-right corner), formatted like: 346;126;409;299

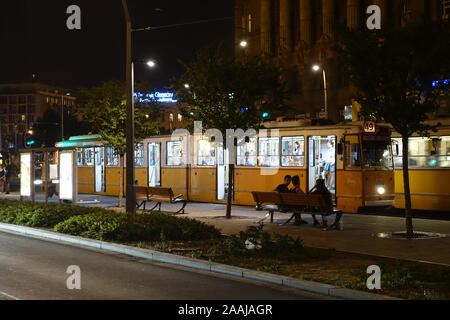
134;92;177;103
432;79;450;87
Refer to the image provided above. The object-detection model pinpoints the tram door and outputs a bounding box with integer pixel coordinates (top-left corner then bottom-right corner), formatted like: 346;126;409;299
148;143;161;187
308;136;336;196
216;146;230;201
94;147;106;193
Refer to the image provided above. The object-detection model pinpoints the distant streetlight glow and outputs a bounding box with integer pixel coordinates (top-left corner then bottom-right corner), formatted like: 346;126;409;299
184;83;190;89
312;65;320;71
240;40;248;48
147;60;156;68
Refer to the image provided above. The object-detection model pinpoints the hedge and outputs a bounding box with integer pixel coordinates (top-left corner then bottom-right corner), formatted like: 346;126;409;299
54;211;221;241
0;199;221;242
0;199;100;227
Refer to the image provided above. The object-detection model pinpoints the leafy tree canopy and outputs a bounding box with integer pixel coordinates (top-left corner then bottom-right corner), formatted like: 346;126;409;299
335;22;450;137
173;46;286;134
76;80;159;155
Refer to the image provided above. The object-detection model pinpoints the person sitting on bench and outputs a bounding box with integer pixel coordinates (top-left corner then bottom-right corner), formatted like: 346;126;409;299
309;178;332;228
289;175;309;225
274;175;292;193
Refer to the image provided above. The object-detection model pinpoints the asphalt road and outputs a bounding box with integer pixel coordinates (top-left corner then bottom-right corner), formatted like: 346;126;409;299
0;231;332;300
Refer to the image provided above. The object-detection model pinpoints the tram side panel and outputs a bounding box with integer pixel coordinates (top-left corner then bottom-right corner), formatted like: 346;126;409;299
336;170;363;213
395;169;450;211
77;167;95;194
189;167;217;203
161;167;188;200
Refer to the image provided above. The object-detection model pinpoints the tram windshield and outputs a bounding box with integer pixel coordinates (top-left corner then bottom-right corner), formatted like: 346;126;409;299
362;138;393;171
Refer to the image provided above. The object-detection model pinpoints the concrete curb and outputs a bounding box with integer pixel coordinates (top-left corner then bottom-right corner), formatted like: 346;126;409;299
0;222;400;300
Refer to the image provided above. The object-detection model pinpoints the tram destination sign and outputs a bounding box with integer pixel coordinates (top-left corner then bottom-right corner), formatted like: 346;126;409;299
364;121;376;133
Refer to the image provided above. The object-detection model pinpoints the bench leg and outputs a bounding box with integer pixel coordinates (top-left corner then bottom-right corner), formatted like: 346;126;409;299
270;211;274;223
175;201;187;214
148;202;160;212
282;213;296;226
136;201;145;210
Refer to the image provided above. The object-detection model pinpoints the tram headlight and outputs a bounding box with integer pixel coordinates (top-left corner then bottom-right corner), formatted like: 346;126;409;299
377;186;386;195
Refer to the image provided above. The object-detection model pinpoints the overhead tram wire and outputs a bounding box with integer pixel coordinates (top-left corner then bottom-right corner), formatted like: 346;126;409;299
132;16;234;32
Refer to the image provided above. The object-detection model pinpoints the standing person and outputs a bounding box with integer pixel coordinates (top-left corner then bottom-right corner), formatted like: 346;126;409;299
275;175;291;193
323;141;335;190
4;159;11;194
290;175;309;225
0;164;6;194
309;179;333;228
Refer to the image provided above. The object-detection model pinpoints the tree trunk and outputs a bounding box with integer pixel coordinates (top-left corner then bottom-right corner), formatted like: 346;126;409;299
402;136;414;239
226;163;234;219
118;155;124;208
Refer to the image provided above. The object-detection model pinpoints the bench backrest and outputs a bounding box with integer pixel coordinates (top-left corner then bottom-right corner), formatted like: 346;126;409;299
251;191;282;205
136;186;149;198
279;193;321;207
147;186;174;198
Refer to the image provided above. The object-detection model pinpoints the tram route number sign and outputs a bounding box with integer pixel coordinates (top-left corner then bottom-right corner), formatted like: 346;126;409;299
364;121;376;133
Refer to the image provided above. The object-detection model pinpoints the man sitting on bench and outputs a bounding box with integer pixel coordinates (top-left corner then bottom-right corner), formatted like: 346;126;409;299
308;178;333;228
289;175;309;225
274;175;292;193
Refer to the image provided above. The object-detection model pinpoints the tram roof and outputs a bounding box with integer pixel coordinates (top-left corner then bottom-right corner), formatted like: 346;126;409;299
55;135;103;148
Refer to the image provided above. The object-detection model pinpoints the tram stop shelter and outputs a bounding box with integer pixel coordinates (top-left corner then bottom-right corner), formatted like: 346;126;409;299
19;146;79;204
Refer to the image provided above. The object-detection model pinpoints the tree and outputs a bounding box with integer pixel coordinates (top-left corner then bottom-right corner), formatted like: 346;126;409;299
173;46;286;219
32;108;90;148
77;80;158;208
335;22;450;238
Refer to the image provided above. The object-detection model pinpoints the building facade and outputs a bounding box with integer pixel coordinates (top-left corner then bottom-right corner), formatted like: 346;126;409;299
234;0;448;122
0;82;76;153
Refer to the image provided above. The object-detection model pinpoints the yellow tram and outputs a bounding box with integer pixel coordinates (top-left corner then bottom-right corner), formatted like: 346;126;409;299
392;119;450;211
59;121;396;214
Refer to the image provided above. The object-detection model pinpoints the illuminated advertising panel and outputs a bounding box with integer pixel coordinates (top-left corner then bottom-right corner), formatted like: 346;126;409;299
20;153;31;197
59;152;73;200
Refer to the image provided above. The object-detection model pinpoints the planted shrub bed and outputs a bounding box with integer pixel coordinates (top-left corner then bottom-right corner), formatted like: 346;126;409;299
0;200;221;242
54;211;221;241
0;199;99;227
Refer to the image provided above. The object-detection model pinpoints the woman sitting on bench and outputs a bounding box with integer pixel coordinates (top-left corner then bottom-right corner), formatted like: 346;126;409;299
309;179;333;228
289;175;309;225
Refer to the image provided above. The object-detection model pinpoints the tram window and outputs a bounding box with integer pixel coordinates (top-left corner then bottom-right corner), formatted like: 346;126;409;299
167;141;184;166
281;136;305;167
106;147;119;166
393;136;450;168
258;137;279;167
344;135;361;169
361;139;393;171
77;148;94;167
198;140;216;166
134;143;145;167
236;137;257;166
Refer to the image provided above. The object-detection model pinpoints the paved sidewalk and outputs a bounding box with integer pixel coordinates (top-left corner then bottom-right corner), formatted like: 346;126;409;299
2;192;450;265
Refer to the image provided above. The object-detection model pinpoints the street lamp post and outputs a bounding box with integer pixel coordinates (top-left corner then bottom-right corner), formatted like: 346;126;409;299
122;0;136;214
313;65;328;120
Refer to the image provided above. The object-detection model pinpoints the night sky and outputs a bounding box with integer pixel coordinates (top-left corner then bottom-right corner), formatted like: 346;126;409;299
0;0;234;90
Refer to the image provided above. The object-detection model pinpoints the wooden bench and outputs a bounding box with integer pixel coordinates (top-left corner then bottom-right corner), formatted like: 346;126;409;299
135;186;188;214
251;191;343;230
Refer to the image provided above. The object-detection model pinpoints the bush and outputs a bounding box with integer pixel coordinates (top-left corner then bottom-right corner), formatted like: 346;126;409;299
0;200;99;227
54;211;221;242
225;223;304;258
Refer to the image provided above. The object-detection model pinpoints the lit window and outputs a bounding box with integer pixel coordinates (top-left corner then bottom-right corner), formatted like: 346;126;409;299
134;143;145;167
393;136;450;168
167;141;184;166
281;137;305;167
106;147;119;166
237;137;257;166
248;14;252;33
198;139;216;166
77;148;94;166
177;114;182;122
258;137;279;167
169;113;174;122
